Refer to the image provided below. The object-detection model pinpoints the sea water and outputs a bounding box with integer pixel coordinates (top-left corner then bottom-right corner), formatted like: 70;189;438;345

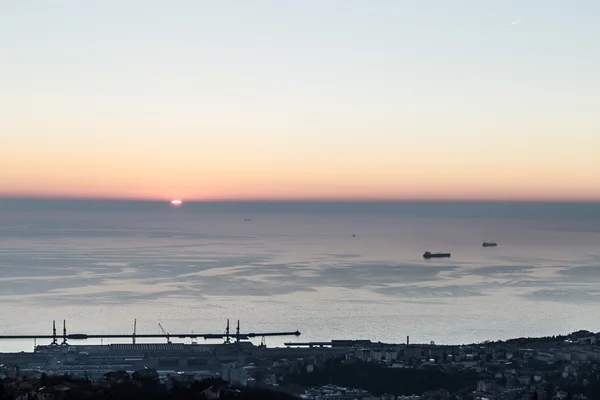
0;200;599;352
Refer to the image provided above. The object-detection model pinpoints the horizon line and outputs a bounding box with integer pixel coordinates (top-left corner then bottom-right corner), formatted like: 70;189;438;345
1;195;599;204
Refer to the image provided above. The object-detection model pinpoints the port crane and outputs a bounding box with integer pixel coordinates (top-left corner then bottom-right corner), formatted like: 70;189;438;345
158;323;171;344
223;319;243;344
51;321;58;346
133;319;137;344
62;320;67;345
224;319;231;344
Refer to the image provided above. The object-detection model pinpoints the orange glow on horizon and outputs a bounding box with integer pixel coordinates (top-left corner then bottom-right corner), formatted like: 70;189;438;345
1;184;599;203
1;143;599;202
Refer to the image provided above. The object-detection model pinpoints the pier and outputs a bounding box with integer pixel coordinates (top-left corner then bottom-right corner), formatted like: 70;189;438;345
0;319;300;344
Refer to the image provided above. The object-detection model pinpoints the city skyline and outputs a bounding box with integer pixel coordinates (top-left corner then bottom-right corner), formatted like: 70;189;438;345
1;1;599;201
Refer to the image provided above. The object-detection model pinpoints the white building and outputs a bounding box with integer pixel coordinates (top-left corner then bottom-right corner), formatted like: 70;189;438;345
221;362;249;387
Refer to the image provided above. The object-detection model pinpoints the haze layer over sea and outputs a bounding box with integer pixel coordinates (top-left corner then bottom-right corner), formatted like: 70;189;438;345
0;199;599;352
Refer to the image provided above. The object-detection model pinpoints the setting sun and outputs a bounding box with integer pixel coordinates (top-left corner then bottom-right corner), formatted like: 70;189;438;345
170;199;182;205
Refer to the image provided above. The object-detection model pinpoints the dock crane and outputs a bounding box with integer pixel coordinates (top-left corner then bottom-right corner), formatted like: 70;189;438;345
51;320;57;346
133;319;137;344
224;319;231;344
158;323;171;344
62;320;67;345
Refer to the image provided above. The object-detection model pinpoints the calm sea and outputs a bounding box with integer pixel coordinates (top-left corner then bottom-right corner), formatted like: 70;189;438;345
0;200;599;352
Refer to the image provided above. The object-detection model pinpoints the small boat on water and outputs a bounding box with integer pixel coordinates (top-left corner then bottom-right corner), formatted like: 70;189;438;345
423;251;451;259
482;242;497;247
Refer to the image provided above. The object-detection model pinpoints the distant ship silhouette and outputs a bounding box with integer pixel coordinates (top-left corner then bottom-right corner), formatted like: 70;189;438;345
423;251;451;259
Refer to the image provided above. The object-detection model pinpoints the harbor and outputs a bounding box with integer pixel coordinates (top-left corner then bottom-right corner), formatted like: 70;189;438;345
0;319;299;343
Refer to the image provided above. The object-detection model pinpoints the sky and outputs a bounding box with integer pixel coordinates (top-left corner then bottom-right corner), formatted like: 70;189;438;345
1;0;599;201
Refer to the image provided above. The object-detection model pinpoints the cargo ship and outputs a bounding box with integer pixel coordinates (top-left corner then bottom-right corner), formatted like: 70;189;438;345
482;242;497;247
423;251;451;259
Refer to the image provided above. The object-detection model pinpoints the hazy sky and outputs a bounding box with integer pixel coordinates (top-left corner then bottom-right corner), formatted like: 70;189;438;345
1;0;599;201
